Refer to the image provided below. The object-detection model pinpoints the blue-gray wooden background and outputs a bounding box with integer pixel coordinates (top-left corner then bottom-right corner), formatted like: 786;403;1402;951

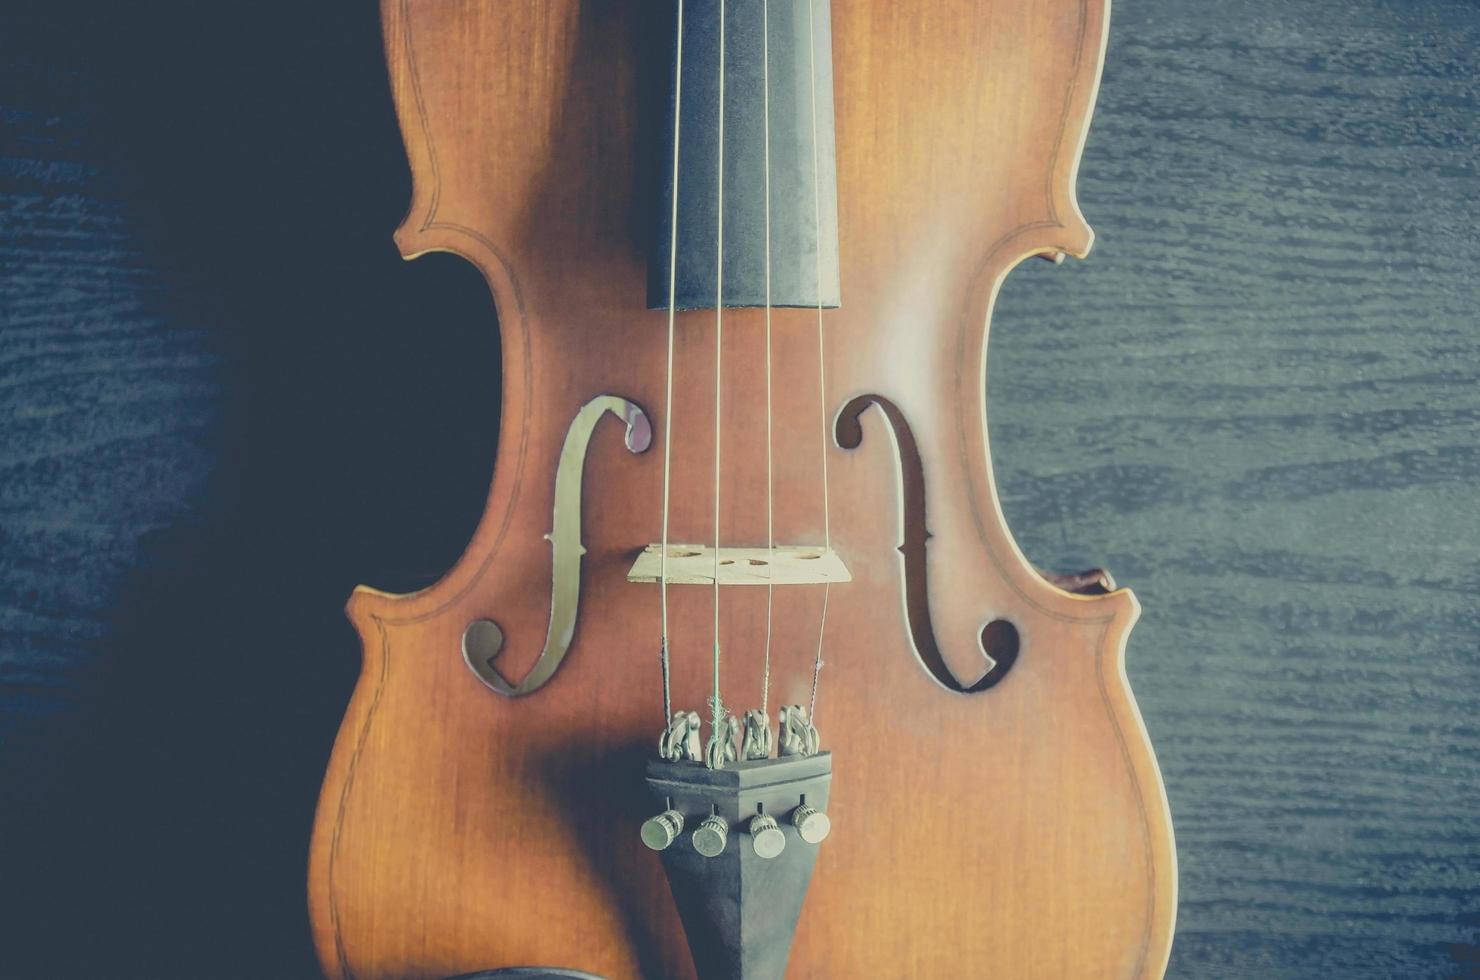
2;0;1476;977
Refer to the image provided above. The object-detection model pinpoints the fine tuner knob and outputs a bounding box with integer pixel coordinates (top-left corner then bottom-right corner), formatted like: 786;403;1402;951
641;809;685;851
748;813;786;860
791;803;831;845
693;813;730;858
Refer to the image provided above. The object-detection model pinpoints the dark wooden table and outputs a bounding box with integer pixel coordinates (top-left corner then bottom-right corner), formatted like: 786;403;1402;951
2;0;1476;977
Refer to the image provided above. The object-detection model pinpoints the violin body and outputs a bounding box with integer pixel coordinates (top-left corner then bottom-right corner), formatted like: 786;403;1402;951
308;1;1176;978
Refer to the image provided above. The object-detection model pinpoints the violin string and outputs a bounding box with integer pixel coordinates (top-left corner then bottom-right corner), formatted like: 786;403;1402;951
806;0;831;722
658;0;686;725
710;0;726;730
760;0;775;721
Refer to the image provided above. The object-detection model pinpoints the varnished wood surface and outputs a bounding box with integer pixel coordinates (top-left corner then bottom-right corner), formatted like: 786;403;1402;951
1;0;1476;977
307;0;1173;977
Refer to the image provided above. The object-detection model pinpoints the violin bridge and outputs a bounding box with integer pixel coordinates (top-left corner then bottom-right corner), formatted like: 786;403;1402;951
627;544;851;587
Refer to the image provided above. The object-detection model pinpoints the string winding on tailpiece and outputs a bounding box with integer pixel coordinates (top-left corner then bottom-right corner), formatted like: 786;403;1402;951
704;698;741;770
659;710;703;763
778;704;821;758
742;709;774;760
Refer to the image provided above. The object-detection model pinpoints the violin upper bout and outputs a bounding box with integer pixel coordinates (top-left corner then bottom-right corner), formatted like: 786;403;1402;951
986;0;1107;269
351;0;617;629
380;0;532;309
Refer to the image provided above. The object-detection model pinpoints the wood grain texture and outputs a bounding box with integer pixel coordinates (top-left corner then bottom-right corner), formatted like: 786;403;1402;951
990;1;1480;977
0;0;1476;977
306;1;1174;977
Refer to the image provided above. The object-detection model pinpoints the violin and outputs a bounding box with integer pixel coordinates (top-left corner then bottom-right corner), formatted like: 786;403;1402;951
308;2;1177;978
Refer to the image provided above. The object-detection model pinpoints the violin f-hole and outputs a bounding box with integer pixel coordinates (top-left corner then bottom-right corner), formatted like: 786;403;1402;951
463;394;652;697
836;394;1018;693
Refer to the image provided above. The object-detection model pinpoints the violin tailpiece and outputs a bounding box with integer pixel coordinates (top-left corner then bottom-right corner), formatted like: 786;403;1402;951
641;753;834;979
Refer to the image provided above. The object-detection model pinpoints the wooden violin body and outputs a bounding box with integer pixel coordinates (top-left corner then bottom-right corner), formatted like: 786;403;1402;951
308;1;1176;977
